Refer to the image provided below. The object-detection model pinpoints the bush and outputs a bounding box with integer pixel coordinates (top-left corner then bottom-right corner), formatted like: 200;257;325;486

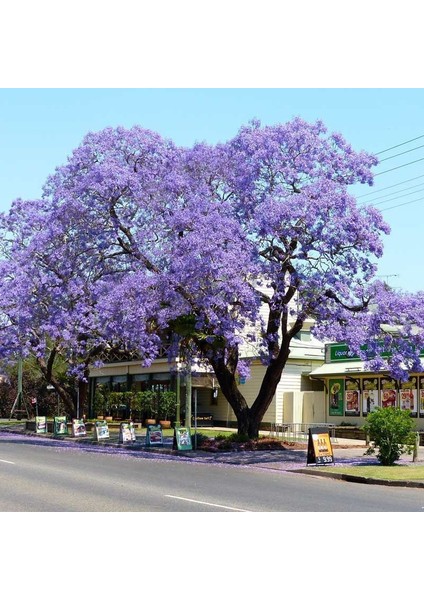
363;407;416;466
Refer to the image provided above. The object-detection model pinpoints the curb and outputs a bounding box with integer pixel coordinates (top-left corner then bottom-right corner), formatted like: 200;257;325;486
292;468;424;489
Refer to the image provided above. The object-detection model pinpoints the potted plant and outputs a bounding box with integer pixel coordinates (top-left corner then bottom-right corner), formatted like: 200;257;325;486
140;390;158;425
158;391;177;429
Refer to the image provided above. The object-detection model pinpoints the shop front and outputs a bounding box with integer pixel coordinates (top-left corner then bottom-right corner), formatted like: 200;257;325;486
310;343;424;426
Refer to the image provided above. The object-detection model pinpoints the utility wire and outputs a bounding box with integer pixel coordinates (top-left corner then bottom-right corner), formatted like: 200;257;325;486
356;174;424;199
376;134;424;155
374;156;424;176
380;194;424;212
378;142;424;163
359;182;424;206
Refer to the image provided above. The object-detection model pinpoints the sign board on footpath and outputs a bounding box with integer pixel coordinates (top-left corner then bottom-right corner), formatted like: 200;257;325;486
35;416;47;434
145;424;163;447
53;416;68;436
173;427;192;451
307;427;334;466
94;420;110;441
119;422;136;443
72;419;87;437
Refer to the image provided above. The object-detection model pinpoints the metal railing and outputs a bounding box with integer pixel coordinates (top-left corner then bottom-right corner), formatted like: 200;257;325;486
270;422;337;443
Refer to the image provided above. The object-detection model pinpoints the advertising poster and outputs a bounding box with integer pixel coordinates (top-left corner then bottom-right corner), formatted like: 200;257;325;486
328;379;344;416
307;428;334;465
119;422;134;443
146;424;163;447
345;380;360;417
35;416;47;434
419;377;424;417
72;419;87;437
95;420;110;440
53;416;68;435
381;377;397;408
174;427;192;451
362;378;379;415
400;377;418;417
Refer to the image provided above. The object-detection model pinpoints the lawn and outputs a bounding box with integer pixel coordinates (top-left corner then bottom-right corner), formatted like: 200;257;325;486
324;465;424;481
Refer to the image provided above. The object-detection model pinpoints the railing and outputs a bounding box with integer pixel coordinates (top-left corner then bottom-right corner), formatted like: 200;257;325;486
270;422;337;443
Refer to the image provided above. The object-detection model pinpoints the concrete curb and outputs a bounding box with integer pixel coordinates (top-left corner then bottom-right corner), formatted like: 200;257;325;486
292;468;424;489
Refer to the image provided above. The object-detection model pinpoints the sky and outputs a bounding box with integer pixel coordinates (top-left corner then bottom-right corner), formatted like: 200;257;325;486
1;88;424;292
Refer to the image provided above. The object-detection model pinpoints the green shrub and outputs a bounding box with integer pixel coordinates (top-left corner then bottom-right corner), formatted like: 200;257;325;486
363;407;416;466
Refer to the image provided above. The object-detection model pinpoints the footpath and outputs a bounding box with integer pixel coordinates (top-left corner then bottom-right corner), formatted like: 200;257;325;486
1;421;424;488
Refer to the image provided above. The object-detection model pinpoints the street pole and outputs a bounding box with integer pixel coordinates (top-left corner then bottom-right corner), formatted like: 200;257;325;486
175;368;181;427
185;368;192;429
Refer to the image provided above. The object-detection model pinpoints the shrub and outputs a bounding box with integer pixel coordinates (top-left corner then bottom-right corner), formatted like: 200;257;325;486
363;407;416;466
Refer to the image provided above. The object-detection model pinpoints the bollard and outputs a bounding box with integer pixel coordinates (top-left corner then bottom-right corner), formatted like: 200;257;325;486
412;432;420;462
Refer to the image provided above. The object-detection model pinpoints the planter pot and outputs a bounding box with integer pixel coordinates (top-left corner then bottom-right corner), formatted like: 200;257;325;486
159;420;171;429
105;416;113;422
145;418;157;426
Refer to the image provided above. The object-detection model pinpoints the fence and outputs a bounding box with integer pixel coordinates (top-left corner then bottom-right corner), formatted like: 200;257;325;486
270;422;337;443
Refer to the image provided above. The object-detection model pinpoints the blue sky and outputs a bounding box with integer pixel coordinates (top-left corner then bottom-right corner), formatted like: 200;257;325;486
1;88;424;292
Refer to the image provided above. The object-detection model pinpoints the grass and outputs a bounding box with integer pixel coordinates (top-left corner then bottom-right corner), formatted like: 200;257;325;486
323;465;424;481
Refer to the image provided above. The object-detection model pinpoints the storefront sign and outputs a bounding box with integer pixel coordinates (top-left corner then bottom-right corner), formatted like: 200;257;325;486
53;416;68;436
94;420;110;440
173;427;192;451
35;416;47;434
400;377;418;416
146;424;163;447
329;379;344;416
72;419;87;437
345;380;360;417
381;377;397;408
307;428;334;465
362;378;379;415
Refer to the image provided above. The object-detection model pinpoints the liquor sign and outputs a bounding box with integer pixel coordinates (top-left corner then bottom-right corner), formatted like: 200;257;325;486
53;416;68;436
94;420;110;440
173;427;192;451
119;422;136;443
35;416;47;434
72;419;87;437
307;428;334;466
145;424;163;447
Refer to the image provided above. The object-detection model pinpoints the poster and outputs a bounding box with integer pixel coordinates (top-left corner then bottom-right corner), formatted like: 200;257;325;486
400;377;417;417
146;424;163;447
381;377;397;408
174;427;192;451
329;379;344;416
345;380;360;416
362;378;379;415
419;377;424;417
119;422;135;443
95;420;110;440
306;428;334;465
53;416;68;435
35;416;47;434
72;419;87;437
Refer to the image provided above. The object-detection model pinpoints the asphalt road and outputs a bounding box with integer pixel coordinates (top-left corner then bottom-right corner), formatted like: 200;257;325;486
1;432;424;511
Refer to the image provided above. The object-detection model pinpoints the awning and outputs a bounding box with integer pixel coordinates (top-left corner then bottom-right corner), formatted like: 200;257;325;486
309;360;424;378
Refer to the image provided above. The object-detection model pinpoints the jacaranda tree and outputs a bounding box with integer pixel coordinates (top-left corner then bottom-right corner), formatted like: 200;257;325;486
2;118;424;434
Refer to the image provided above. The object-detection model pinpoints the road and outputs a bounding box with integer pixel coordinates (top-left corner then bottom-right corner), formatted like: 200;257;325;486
1;431;423;511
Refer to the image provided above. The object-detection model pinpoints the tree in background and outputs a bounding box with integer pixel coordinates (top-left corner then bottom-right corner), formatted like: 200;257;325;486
2;119;424;436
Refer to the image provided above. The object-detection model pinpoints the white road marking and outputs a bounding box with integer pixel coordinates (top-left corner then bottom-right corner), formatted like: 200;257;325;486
0;459;15;464
165;494;250;512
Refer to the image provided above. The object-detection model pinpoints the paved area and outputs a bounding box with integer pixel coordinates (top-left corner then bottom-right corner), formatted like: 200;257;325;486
1;421;424;487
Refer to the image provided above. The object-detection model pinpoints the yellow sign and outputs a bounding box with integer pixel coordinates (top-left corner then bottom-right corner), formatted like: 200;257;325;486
307;428;334;465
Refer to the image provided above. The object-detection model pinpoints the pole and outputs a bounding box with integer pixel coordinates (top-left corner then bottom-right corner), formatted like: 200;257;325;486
175;368;181;427
185;368;192;429
194;388;198;449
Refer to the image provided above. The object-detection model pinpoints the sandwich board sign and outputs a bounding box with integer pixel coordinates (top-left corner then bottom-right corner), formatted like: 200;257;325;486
307;427;334;466
35;416;47;434
173;426;192;451
53;416;68;436
94;420;110;440
145;424;163;447
120;422;136;443
72;419;87;437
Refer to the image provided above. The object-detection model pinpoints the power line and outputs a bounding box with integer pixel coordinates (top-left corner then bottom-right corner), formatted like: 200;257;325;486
378;142;424;163
380;194;424;212
356;174;424;199
374;156;424;176
376;134;424;155
359;182;424;207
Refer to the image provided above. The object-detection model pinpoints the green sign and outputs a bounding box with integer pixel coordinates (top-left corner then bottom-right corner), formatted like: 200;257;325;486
329;379;344;416
146;424;163;447
53;416;68;436
327;343;361;363
174;427;192;451
35;416;47;434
